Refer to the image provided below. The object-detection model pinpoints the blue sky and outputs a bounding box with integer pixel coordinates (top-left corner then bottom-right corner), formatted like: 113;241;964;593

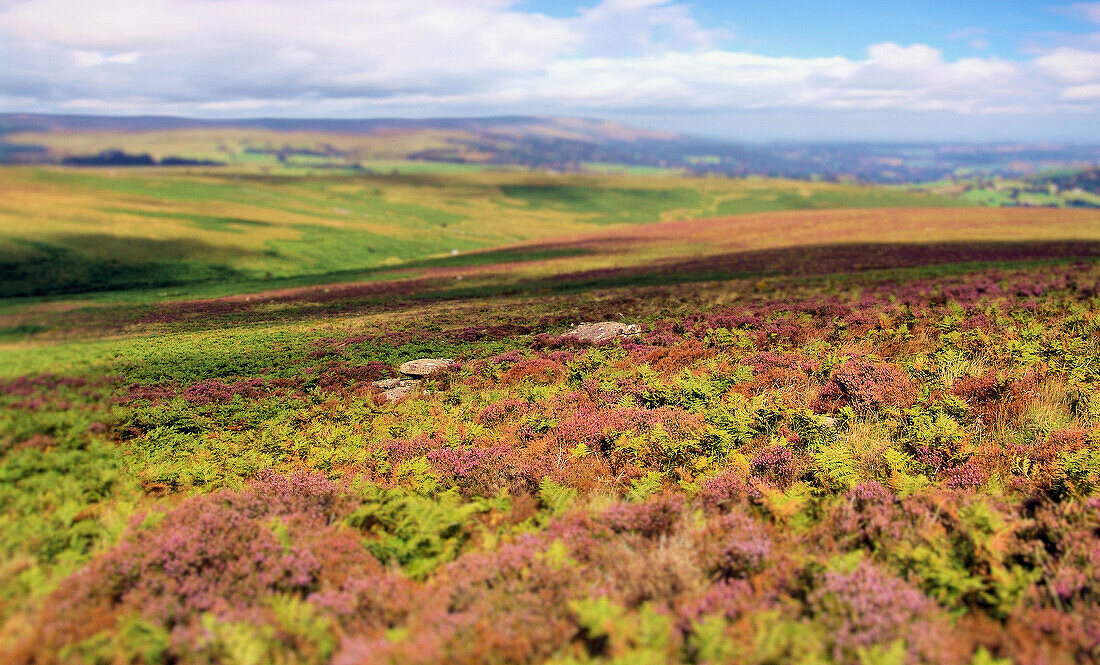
2;0;1099;141
524;1;1093;60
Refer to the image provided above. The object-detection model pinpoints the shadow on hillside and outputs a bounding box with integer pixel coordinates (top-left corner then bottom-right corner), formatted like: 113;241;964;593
0;232;617;301
0;234;257;298
130;239;1100;331
97;208;276;233
142;240;619;296
386;241;611;270
525;239;1100;293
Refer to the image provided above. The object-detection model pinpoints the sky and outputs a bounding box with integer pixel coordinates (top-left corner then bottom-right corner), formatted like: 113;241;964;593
2;0;1100;141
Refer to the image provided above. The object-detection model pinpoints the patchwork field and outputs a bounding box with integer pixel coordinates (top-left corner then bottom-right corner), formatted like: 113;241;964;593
4;128;476;166
0;116;681;170
2;168;1100;665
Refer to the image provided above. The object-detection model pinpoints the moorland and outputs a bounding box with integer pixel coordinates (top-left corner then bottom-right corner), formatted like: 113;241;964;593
1;157;1100;665
5;113;1100;182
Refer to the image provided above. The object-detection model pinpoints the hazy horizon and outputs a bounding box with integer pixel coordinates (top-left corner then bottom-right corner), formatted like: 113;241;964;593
6;109;1100;146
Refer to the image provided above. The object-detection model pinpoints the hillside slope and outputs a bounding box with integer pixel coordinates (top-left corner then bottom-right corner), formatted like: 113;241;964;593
0;167;967;299
1;202;1099;665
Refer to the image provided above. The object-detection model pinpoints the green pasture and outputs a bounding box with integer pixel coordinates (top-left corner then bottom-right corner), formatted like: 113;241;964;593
0;166;968;300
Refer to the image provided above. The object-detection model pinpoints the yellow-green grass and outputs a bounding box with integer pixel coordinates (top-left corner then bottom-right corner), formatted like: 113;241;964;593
3;205;1097;352
295;205;1100;302
4;119;677;166
6;128;484;166
0;166;969;300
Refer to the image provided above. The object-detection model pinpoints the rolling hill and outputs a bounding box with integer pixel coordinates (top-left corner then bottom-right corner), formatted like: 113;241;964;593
1;154;1100;665
4;113;1099;182
0;166;968;299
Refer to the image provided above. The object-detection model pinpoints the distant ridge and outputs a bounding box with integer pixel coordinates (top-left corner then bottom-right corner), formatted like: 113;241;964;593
2;113;1099;183
0;113;677;143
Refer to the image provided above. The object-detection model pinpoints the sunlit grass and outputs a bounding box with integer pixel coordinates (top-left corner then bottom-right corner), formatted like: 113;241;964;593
0;166;970;298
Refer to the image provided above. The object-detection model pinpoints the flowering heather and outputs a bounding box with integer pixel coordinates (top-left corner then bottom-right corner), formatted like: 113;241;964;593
751;443;804;485
476;399;531;425
120;382;178;404
30;472;355;653
382;435;440;466
809;561;942;660
697;472;753;513
814;359;918;413
0;373;87;397
449;324;531;342
709;512;772;578
4;210;1100;664
600;496;685;538
945;458;988;489
315;361;394;391
488;349;527;367
822;482;909;549
501;358;566;385
181;377;268;404
744;351;822;387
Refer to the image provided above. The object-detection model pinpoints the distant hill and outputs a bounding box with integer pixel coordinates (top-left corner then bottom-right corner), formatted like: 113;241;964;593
1029;166;1100;194
0;113;676;143
2;112;1099;183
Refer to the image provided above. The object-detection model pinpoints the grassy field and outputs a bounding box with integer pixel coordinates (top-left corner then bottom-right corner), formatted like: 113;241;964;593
0;166;967;299
1;169;1100;665
1;120;676;173
911;178;1100;209
5;128;478;167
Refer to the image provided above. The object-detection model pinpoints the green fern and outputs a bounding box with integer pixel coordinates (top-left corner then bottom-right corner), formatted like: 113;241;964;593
346;486;497;578
812;443;860;491
882;448;914;473
627;471;664;502
538;477;578;514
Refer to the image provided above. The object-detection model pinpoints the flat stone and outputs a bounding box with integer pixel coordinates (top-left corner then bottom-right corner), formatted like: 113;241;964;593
371;378;403;389
563;321;640;344
372;378;420;403
398;358;456;377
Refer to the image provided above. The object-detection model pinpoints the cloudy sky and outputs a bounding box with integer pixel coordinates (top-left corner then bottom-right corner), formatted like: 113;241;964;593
2;0;1100;141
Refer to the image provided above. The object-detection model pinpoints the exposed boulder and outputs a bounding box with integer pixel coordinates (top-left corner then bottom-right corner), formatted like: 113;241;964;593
562;321;640;344
398;358;456;378
371;378;420;403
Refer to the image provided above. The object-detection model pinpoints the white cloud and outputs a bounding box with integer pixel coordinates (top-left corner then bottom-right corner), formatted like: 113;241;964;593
501;43;1028;114
1035;47;1100;83
1063;83;1100;99
0;0;1097;123
573;0;724;56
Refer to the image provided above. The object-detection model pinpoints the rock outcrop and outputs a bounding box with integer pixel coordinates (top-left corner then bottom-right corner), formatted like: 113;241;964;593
371;378;420;403
562;321;640;344
398;358;456;377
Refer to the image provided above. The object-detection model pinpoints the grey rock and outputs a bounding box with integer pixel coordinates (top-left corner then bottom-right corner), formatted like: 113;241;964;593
563;321;640;344
398;358;456;377
371;378;404;389
372;378;420;403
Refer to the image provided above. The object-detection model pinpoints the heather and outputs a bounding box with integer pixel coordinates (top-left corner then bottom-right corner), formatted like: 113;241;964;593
2;208;1100;664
